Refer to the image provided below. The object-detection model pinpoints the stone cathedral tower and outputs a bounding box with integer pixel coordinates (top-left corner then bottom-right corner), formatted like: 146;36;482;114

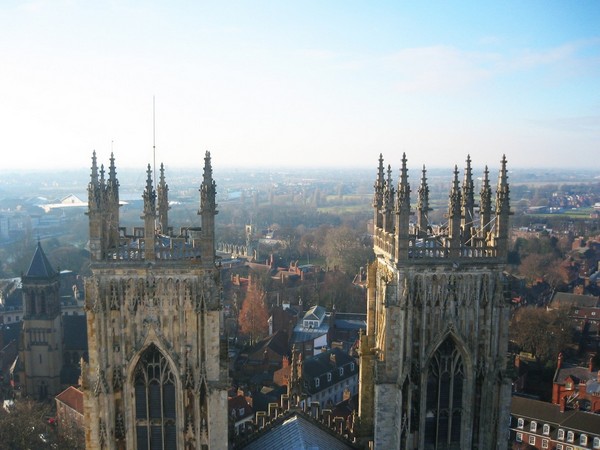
21;242;63;399
83;152;228;450
358;154;511;450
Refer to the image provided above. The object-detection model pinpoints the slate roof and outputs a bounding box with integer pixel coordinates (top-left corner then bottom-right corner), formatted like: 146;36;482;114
245;330;288;361
511;395;600;435
550;292;599;308
240;411;357;450
229;395;254;422
554;365;596;385
24;242;57;278
333;313;367;330
302;348;357;395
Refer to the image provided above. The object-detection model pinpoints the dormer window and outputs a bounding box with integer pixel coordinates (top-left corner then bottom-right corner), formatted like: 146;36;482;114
581;435;588;446
558;428;564;440
239;408;245;416
543;424;550;435
350;362;355;371
530;421;537;432
315;377;320;388
327;372;332;382
339;367;344;376
517;418;524;429
567;431;574;443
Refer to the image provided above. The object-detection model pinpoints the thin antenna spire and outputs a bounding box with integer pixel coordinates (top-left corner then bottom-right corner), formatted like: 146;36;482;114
153;96;156;192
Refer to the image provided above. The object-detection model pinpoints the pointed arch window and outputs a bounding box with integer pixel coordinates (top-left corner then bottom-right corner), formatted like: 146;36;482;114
134;345;177;450
424;338;465;450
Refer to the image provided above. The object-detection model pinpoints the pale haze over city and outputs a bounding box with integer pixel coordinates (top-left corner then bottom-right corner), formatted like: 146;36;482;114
1;1;599;172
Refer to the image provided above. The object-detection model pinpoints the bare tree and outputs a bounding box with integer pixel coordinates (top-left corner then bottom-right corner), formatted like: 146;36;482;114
510;307;573;365
0;398;53;449
238;284;269;343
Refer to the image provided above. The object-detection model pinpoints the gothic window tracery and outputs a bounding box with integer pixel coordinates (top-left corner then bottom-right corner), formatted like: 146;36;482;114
424;338;465;450
134;344;177;450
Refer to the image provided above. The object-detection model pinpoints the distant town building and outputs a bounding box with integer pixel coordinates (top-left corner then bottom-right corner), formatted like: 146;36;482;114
552;353;600;413
290;305;330;358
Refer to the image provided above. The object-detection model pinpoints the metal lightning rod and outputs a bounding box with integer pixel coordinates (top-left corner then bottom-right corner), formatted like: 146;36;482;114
153;96;156;192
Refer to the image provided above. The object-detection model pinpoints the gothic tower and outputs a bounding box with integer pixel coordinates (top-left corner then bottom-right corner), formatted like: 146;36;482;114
83;152;228;450
21;242;63;399
358;154;511;450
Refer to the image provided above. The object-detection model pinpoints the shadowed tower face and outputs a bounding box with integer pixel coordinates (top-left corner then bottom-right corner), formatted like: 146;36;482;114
358;154;511;450
83;152;228;450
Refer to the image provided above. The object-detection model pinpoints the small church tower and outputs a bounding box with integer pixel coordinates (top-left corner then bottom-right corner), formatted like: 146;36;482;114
21;242;63;399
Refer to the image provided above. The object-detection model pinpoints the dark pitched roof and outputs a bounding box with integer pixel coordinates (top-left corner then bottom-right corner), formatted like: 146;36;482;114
246;331;289;360
240;410;358;450
511;395;600;434
302;348;357;394
551;292;599;308
25;242;57;278
228;395;254;421
554;365;596;384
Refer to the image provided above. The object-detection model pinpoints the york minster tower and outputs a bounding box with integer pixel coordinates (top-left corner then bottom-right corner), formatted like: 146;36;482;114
358;154;511;450
83;152;227;450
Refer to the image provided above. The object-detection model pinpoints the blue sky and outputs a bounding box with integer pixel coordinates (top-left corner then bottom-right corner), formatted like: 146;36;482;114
1;1;598;172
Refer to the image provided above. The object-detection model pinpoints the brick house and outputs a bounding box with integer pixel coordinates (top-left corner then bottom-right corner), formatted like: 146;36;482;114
510;396;600;449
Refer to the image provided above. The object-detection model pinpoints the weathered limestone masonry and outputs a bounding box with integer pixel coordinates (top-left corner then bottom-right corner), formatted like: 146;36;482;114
83;152;228;450
358;154;512;450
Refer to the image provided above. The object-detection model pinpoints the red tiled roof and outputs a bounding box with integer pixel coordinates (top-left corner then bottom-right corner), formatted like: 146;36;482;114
56;386;84;415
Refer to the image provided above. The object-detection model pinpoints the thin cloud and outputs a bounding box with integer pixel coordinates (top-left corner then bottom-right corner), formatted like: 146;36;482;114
528;115;600;133
384;45;493;93
381;40;599;93
296;48;337;61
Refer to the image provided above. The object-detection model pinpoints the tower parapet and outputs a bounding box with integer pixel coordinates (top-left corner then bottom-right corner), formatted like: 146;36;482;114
372;154;510;264
86;152;219;264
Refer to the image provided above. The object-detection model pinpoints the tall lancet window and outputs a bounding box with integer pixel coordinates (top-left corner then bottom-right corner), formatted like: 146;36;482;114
424;338;465;450
134;344;177;450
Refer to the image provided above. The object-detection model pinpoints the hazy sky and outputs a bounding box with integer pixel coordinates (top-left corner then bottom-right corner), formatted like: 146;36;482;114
1;1;599;172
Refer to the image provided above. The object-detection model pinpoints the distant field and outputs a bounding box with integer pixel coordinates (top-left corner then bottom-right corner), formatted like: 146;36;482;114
526;208;596;219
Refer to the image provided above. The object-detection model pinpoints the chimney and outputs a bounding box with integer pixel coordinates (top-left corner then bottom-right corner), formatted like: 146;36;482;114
560;395;566;413
256;411;267;429
282;355;289;369
557;352;563;370
515;354;521;369
589;355;594;373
